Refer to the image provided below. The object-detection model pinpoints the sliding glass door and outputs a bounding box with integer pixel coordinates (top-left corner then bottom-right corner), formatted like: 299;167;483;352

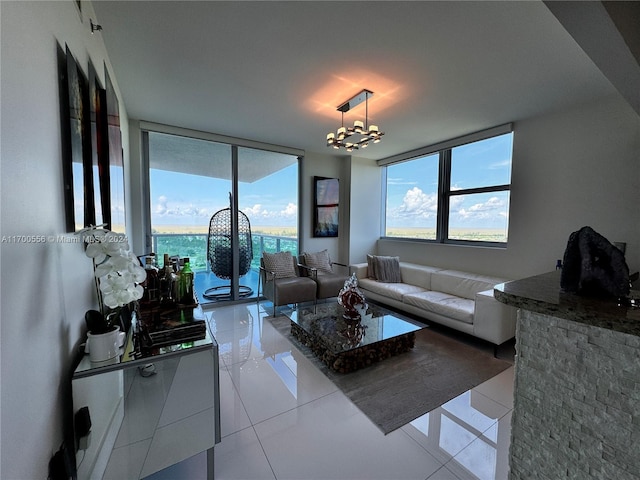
237;146;299;267
146;130;299;303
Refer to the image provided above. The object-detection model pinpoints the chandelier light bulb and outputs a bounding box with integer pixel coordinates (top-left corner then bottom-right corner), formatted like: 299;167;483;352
324;89;384;151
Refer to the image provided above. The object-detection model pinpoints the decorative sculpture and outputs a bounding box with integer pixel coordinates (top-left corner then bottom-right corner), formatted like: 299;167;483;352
339;319;367;348
337;273;367;320
560;226;630;298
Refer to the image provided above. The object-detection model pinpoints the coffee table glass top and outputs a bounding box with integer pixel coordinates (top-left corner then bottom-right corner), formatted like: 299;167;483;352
288;301;424;354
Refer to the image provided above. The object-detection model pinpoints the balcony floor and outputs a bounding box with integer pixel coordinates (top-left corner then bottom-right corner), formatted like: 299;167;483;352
195;268;261;306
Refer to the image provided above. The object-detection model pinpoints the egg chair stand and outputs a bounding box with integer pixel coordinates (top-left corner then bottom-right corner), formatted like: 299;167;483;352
203;207;254;300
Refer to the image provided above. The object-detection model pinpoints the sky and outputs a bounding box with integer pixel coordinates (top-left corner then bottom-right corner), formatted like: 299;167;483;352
150;163;299;229
148;133;513;232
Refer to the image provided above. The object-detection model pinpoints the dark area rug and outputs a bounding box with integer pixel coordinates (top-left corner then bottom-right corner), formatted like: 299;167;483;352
269;313;512;435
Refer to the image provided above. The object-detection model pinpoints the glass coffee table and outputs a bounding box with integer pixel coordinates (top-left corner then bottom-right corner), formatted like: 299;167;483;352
288;301;424;373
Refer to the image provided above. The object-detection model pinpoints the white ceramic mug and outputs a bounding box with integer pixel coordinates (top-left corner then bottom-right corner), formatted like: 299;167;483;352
86;329;126;363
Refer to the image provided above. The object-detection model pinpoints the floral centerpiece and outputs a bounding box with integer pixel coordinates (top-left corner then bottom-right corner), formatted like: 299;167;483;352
83;228;146;334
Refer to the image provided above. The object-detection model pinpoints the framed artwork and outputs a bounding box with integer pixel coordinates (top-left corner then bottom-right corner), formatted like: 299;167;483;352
313;176;339;237
89;61;108;228
104;65;126;233
58;44;75;232
60;44;94;232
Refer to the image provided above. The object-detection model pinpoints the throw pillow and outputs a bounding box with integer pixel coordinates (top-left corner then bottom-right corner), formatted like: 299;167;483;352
262;251;296;279
367;254;377;279
303;249;333;274
373;255;402;283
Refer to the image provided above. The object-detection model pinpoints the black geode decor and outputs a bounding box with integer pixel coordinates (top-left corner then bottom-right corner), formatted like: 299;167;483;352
560;226;630;298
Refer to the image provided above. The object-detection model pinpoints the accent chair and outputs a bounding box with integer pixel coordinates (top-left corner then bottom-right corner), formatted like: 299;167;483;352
259;251;317;316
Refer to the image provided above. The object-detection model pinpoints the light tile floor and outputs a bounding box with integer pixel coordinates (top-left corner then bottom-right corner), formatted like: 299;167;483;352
145;301;515;480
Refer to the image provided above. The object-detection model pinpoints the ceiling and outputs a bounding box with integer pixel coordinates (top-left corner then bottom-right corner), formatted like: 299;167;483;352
92;1;619;161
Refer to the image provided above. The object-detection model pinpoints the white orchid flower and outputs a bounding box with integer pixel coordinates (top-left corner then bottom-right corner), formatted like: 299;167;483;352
101;276;144;308
108;253;135;272
99;272;131;292
103;289;136;309
94;261;114;278
131;284;144;300
129;263;147;283
103;230;129;250
86;228;146;312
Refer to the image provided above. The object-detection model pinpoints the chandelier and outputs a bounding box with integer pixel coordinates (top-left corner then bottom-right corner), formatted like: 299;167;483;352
326;89;384;151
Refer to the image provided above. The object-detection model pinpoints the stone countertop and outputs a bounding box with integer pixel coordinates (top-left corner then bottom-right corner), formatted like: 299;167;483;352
494;270;640;337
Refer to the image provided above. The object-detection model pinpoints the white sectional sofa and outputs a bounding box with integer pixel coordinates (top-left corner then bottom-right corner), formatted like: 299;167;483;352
350;261;517;348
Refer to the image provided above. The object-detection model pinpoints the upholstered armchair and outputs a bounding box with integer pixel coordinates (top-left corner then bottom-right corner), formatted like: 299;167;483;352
298;250;349;300
259;251;317;316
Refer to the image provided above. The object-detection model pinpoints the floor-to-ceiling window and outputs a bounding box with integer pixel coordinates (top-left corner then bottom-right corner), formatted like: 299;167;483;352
144;129;300;303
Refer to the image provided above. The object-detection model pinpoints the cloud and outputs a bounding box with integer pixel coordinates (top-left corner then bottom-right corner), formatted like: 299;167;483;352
243;204;265;217
152;197;299;226
456;196;506;220
280;203;297;217
490;159;512;169
240;203;298;223
389;187;438;220
155;195;169;215
153;195;211;218
387;177;418;186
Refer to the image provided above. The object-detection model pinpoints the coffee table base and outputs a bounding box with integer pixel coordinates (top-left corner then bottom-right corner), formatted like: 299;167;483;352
291;321;416;374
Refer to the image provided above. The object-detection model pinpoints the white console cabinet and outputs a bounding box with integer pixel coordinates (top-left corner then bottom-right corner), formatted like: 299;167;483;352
72;307;220;479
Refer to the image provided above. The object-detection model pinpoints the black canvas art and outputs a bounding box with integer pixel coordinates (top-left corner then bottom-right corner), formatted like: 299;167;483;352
89;61;108;228
314;177;339;237
60;44;94;231
105;66;126;233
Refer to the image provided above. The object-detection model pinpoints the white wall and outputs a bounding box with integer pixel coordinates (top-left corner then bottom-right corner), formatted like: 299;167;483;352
299;151;346;266
299;152;382;268
0;2;127;477
378;94;640;280
347;156;383;265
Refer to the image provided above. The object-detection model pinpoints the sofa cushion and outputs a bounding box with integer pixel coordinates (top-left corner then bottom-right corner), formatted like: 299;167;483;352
366;254;376;279
403;291;475;324
315;272;349;299
271;276;317;305
399;263;441;290
262;251;296;278
366;254;402;282
373;255;402;282
431;270;505;300
358;278;426;302
303;249;333;274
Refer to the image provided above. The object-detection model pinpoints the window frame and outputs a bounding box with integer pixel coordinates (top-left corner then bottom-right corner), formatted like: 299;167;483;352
380;124;513;247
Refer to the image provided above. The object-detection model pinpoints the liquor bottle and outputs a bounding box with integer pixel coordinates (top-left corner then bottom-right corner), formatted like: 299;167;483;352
143;255;160;304
171;257;180;300
178;257;195;305
159;253;176;305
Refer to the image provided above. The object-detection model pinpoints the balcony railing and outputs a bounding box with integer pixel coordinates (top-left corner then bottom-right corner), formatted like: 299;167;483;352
151;233;299;272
